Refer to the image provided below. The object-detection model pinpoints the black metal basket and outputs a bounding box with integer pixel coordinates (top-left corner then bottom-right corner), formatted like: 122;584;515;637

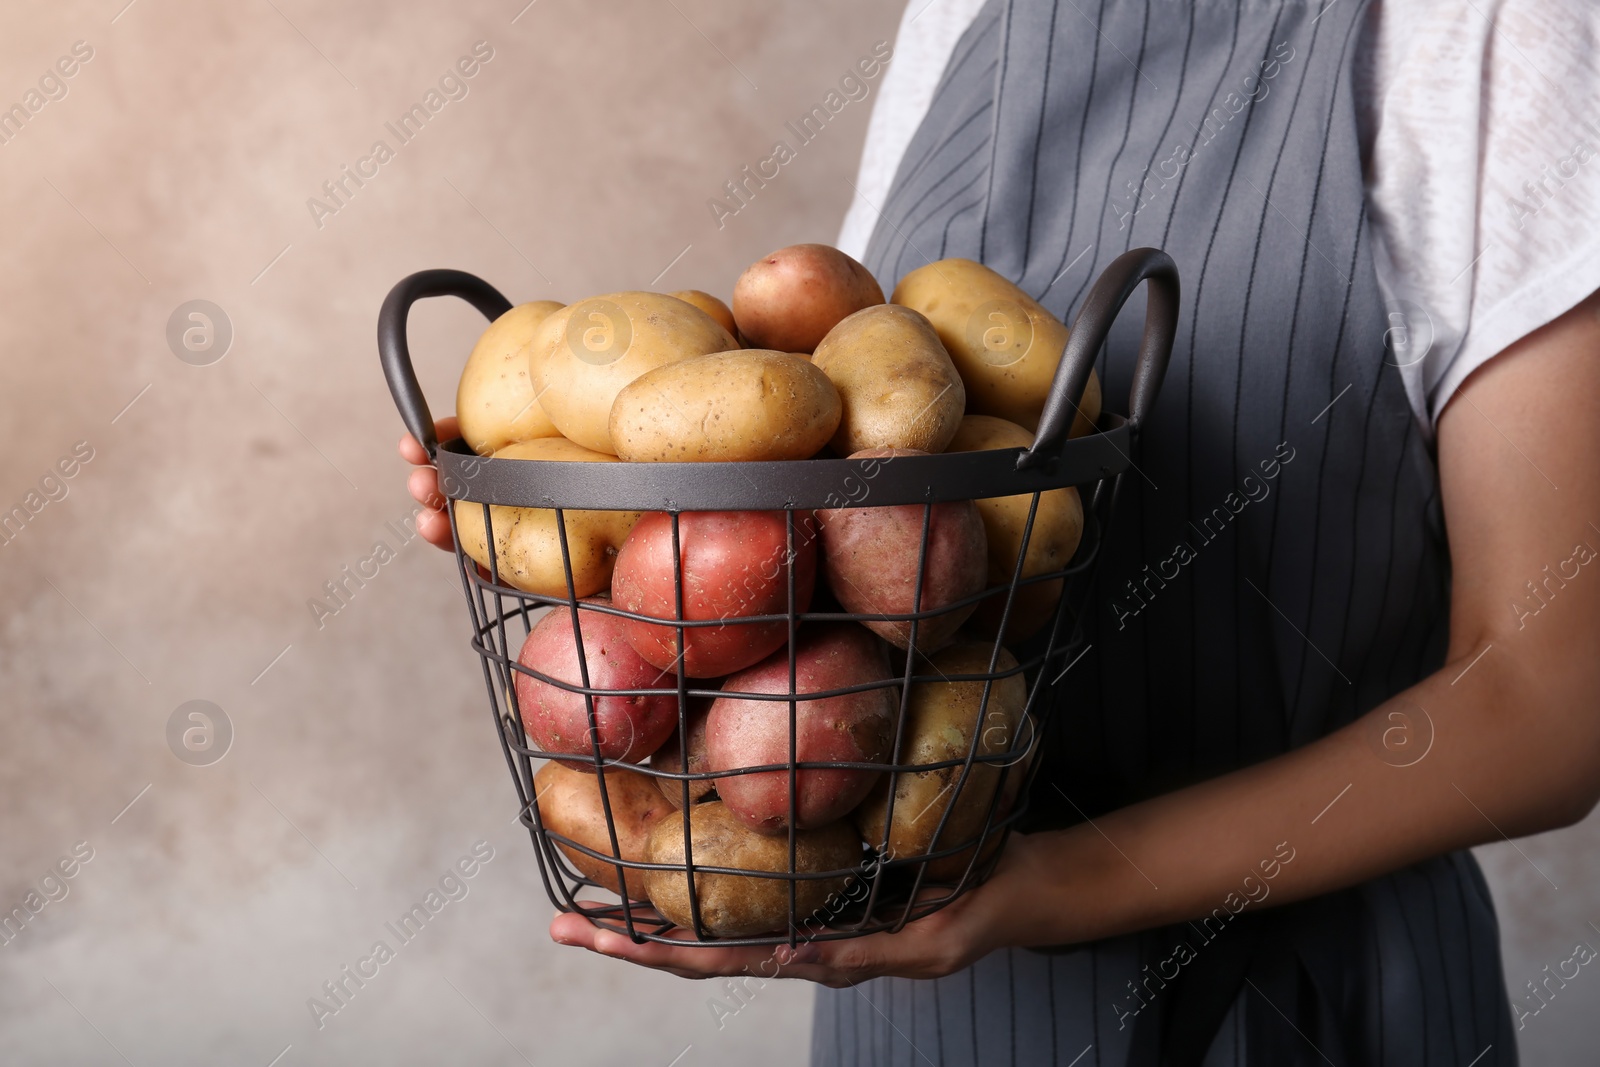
378;248;1178;948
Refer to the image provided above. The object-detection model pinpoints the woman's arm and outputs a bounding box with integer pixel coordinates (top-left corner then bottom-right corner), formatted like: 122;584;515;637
551;292;1600;985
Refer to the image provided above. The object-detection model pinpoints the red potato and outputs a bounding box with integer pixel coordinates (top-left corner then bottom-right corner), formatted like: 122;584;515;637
534;761;670;897
648;696;716;808
515;598;678;767
612;510;817;679
707;623;896;834
817;449;988;652
731;244;885;353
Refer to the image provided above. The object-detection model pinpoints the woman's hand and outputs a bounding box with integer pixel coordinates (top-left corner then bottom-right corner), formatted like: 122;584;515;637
547;832;1055;987
398;416;459;551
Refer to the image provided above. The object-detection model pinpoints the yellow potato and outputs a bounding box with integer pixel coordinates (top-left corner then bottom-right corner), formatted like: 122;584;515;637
528;292;738;454
854;642;1028;880
648;697;714;809
809;304;966;454
609;349;841;462
643;801;861;938
534;761;670;898
452;438;640;597
669;290;738;337
454;301;566;455
945;416;1084;640
892;258;1101;436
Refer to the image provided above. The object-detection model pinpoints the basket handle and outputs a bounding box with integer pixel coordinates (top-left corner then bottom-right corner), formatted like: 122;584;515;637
1019;247;1179;469
378;269;514;461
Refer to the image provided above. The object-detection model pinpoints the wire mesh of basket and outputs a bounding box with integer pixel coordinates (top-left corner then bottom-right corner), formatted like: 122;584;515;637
379;247;1179;948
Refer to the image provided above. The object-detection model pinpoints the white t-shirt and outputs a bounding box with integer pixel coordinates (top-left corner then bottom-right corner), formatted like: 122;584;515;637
838;0;1600;434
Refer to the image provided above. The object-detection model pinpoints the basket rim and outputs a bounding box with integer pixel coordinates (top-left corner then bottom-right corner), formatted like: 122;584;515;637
435;414;1132;511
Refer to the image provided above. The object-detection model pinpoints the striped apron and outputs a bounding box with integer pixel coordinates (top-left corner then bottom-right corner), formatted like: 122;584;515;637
812;1;1518;1063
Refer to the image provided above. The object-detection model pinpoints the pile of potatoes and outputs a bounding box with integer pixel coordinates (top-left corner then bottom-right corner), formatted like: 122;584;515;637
454;244;1095;938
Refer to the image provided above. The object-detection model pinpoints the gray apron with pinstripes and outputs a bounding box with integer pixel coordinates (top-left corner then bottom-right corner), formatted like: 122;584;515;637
812;0;1518;1063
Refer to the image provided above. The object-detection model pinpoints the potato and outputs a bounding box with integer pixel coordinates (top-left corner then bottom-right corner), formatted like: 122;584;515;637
534;761;670;896
528;291;738;454
818;449;987;652
648;697;715;808
670;290;738;337
452;438;640;598
609;350;840;463
455;301;566;455
945;416;1084;640
810;304;966;455
613;510;817;678
732;244;884;353
515;597;679;766
854;643;1029;880
643;801;861;938
891;258;1101;436
707;623;896;834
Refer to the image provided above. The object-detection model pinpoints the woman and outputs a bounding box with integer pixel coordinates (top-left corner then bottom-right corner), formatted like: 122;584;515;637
402;0;1600;1061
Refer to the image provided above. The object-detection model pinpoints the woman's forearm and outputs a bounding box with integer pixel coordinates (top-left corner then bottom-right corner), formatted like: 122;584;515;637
986;291;1600;954
992;624;1600;951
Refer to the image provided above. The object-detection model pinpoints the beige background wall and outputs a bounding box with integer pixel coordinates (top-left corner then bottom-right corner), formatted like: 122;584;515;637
0;1;1594;1064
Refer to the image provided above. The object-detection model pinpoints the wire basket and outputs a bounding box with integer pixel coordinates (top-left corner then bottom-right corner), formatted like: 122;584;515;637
378;248;1178;948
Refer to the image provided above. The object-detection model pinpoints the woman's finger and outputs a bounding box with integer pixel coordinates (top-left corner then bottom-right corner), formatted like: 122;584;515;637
397;417;462;465
590;925;780;978
398;419;459;552
407;466;443;509
404;466;454;549
398;431;429;466
415;507;454;551
552;912;810;980
547;878;996;984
